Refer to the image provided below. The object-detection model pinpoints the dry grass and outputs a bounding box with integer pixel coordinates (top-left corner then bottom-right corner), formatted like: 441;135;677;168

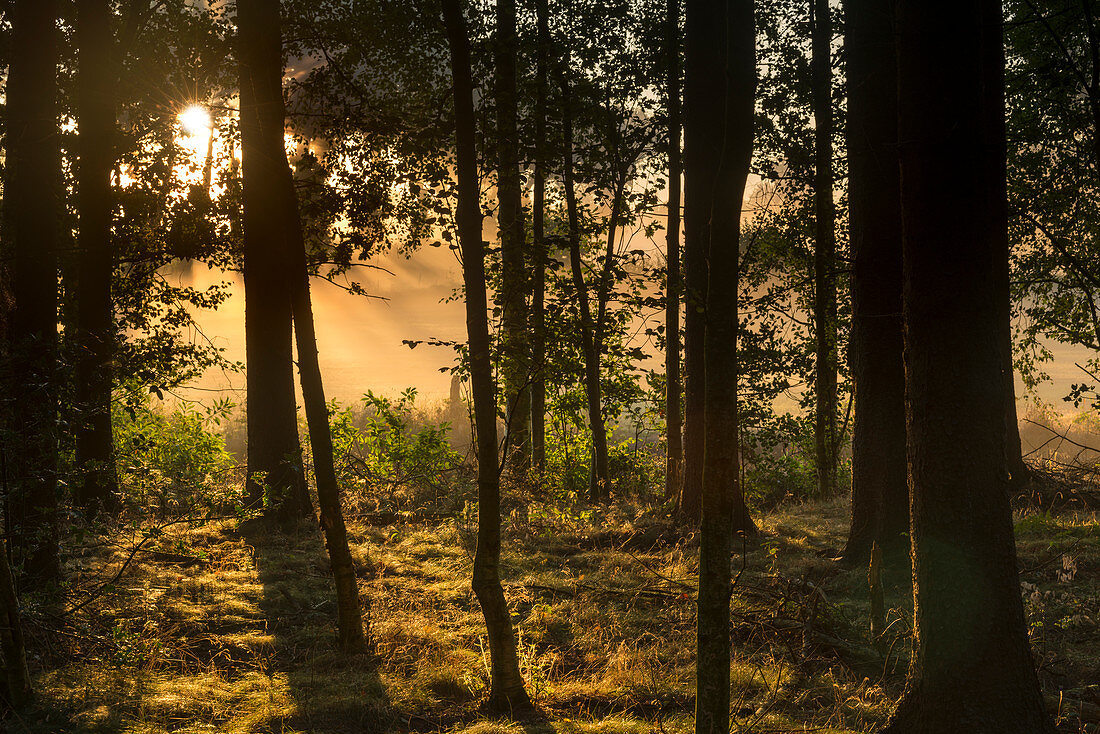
10;489;1099;733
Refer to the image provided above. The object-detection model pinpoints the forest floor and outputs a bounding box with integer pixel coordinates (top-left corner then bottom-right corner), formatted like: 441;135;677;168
11;476;1100;734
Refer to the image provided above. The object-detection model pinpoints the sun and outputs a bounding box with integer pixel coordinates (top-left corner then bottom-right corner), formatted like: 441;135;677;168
179;105;211;136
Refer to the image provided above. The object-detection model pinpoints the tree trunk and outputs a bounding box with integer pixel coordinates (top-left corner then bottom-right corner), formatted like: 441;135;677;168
883;1;1055;730
665;0;684;502
691;0;756;731
531;0;551;475
4;0;62;586
238;0;310;519
441;0;532;712
559;61;612;502
75;0;120;519
811;0;838;500
840;0;907;567
0;539;31;708
237;0;366;652
495;0;531;475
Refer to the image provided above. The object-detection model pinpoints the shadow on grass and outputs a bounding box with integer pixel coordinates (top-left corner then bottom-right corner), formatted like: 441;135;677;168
241;517;393;733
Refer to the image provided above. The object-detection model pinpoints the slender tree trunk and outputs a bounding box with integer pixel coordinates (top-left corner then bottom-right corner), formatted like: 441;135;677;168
840;0;907;567
559;61;611;501
237;0;366;652
441;0;532;712
691;0;756;731
680;0;722;524
665;0;684;501
4;0;62;586
0;539;31;708
531;0;551;475
75;0;120;519
495;0;531;474
811;0;838;500
238;0;310;519
883;1;1055;730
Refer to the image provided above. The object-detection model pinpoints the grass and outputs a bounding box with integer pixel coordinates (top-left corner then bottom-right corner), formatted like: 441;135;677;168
10;486;1100;733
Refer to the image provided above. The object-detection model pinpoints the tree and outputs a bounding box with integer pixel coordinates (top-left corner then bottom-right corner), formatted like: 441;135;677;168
238;0;311;519
495;0;532;473
690;0;756;730
4;0;62;585
74;0;121;518
530;0;551;474
840;0;907;566
810;0;838;499
882;0;1055;730
237;0;367;652
665;0;683;501
441;0;532;711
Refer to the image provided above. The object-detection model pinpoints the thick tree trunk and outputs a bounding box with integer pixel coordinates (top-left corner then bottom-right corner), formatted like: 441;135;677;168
4;0;62;586
690;0;756;731
75;0;120;519
495;0;531;474
665;0;683;502
811;0;838;500
559;64;612;502
531;0;551;474
441;0;532;712
840;0;907;567
883;1;1055;731
237;0;366;652
238;0;310;519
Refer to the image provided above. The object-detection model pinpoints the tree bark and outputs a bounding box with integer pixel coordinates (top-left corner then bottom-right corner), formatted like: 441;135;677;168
237;0;366;652
75;0;120;519
811;0;838;500
840;0;907;567
559;61;612;502
691;0;756;731
0;539;31;708
883;1;1055;730
4;0;62;586
665;0;684;502
531;0;551;475
441;0;532;712
238;0;310;519
495;0;531;474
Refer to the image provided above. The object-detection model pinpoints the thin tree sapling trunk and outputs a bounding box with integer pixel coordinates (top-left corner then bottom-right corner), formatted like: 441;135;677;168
811;0;838;500
665;0;684;501
531;0;552;474
441;0;533;712
495;0;531;474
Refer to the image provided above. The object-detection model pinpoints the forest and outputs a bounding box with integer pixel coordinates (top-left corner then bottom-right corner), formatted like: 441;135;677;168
0;0;1098;732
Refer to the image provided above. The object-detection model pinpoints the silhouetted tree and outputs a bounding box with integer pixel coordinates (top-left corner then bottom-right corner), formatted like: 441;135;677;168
883;0;1055;730
495;0;531;473
74;0;120;518
811;0;838;499
840;0;906;566
237;0;367;652
530;0;551;474
665;0;683;501
4;0;62;585
239;0;310;519
691;0;756;731
441;0;533;711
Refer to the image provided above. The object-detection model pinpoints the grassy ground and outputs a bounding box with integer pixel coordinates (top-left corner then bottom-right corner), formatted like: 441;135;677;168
11;484;1100;734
